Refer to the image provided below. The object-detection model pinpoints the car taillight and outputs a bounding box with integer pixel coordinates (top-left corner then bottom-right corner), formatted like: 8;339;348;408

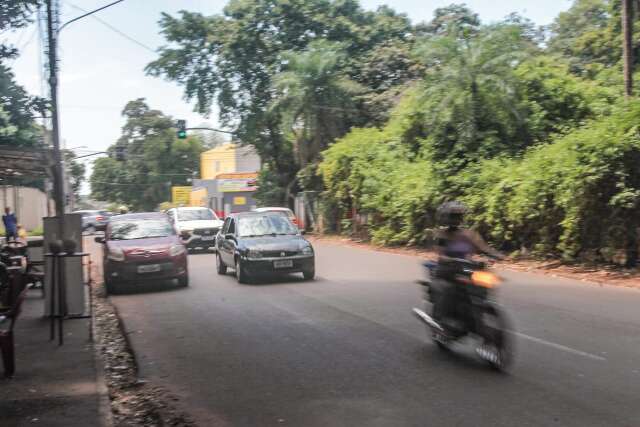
96;216;104;221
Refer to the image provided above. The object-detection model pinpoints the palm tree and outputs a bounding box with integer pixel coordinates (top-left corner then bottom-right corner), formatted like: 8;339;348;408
270;41;362;168
414;24;530;162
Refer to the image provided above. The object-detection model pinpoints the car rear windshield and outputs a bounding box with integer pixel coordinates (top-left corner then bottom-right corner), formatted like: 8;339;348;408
237;215;298;237
177;209;218;221
109;219;175;240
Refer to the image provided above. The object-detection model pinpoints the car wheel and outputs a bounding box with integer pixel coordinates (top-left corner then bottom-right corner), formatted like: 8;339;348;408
235;258;249;284
303;267;315;281
216;253;227;275
178;275;189;287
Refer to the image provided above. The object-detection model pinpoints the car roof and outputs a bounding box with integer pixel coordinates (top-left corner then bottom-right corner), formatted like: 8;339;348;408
255;207;293;212
228;211;284;219
110;212;168;221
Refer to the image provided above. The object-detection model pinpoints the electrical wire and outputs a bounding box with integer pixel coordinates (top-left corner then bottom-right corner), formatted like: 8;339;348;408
65;2;156;54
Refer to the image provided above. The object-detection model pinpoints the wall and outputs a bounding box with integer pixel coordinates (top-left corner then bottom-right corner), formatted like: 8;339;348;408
190;187;208;207
0;186;49;231
200;144;238;179
235;145;261;172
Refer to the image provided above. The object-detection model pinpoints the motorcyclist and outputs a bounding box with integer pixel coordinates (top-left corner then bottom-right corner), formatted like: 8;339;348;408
432;201;504;329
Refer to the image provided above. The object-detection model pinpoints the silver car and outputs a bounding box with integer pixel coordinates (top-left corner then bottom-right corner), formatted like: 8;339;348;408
74;210;112;233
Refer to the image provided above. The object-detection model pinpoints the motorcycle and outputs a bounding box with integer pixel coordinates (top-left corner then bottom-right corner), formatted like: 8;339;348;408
412;257;513;371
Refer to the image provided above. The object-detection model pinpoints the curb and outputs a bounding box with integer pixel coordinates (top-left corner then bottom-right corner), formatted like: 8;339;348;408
92;306;115;427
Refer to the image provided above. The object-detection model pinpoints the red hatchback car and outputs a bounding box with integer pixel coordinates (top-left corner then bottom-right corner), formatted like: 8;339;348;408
97;212;189;294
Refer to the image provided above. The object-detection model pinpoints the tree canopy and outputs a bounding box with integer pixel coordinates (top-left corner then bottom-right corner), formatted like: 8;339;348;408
90;99;204;211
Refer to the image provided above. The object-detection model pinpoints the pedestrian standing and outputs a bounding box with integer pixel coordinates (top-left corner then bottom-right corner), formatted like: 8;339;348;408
2;207;18;242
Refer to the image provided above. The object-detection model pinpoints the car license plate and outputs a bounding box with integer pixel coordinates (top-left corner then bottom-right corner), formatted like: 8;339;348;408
137;264;161;273
201;235;215;241
273;260;293;269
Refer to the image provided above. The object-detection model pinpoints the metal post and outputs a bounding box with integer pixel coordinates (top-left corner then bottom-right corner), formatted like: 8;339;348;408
46;0;66;238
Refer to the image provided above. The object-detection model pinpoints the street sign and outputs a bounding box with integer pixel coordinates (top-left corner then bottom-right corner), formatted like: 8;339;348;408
172;186;192;205
218;179;255;192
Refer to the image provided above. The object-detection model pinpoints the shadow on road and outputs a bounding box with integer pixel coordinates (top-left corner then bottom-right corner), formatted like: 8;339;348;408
109;279;188;295
218;271;323;286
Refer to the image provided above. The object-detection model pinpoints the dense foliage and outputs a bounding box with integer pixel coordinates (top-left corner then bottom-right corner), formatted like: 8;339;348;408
90;99;204;211
152;0;640;264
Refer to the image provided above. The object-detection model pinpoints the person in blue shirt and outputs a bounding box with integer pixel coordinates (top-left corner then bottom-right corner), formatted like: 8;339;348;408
3;207;18;242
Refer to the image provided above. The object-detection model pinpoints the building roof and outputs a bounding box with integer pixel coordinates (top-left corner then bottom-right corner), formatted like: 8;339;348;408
0;145;51;178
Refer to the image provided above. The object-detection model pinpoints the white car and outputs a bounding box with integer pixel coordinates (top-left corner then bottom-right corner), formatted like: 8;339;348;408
166;207;224;252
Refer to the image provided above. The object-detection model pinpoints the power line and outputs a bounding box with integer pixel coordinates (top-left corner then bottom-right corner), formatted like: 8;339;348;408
17;26;38;52
66;2;156;54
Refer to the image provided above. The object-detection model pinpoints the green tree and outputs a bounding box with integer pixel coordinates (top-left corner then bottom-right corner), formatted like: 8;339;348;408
270;41;361;169
90;99;204;210
147;0;415;205
0;63;47;147
411;23;532;172
1;1;41;59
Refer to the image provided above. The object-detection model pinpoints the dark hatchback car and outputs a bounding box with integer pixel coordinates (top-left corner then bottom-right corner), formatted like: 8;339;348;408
96;212;189;294
215;212;315;283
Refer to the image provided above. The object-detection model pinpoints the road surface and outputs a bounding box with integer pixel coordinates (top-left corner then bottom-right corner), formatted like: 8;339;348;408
90;239;640;427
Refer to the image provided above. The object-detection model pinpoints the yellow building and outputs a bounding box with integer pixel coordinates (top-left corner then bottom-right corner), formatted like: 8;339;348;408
189;187;208;207
200;143;261;180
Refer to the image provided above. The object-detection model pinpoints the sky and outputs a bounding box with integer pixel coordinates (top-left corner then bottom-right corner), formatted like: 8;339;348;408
4;0;573;194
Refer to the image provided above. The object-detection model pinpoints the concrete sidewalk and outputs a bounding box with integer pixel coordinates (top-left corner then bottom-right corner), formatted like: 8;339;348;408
0;290;109;427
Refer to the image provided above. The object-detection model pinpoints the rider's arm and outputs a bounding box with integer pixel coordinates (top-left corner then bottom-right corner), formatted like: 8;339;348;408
465;230;505;260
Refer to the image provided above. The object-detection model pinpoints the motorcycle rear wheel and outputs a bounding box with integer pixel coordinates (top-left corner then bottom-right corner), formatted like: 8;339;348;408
479;306;513;371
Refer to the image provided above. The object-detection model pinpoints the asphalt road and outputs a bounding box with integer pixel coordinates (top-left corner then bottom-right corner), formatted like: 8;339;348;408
90;239;640;427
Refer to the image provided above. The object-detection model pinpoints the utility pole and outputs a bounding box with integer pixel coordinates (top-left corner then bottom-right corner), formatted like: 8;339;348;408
44;0;126;237
622;0;634;98
46;0;67;237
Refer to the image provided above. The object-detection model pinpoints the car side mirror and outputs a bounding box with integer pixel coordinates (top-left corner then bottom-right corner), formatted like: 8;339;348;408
94;236;105;244
225;233;236;241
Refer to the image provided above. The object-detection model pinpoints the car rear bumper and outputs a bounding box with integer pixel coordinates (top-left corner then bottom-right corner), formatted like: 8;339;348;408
105;258;188;282
242;255;314;275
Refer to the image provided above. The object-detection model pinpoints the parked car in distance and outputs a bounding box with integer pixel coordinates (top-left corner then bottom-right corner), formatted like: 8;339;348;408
96;212;188;294
215;211;315;283
73;210;112;233
165;207;224;252
254;207;303;230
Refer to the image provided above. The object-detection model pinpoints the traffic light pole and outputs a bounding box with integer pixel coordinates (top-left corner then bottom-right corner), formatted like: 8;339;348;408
185;127;234;134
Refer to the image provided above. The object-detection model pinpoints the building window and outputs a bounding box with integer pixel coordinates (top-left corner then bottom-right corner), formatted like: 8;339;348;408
215;161;221;172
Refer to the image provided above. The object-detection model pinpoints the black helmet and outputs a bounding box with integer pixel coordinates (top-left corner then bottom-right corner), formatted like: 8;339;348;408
437;201;467;227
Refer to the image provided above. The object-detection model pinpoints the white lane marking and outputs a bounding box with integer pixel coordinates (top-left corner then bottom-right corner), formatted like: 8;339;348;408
511;331;607;361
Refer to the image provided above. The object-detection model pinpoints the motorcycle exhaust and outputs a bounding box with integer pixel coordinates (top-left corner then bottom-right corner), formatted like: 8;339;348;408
412;308;444;332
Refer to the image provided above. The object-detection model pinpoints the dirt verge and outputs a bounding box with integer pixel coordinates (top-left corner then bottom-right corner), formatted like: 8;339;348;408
92;274;196;426
308;234;640;289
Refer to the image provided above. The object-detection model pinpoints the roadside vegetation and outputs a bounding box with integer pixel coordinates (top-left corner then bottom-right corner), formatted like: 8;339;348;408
151;0;640;265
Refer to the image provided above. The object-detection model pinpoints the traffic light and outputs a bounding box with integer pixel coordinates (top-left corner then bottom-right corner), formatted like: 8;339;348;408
176;119;187;139
114;145;126;161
